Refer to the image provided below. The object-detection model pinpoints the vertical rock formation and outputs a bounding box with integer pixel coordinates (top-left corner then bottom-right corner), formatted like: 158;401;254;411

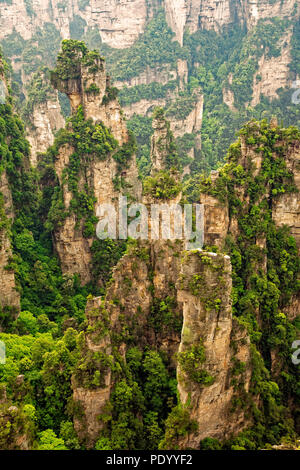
176;251;252;447
26;92;65;167
150;111;173;173
0;381;34;450
51;43;129;143
0;63;20;313
0;0;149;49
72;238;185;447
71;110;185;447
149;107;187;178
72;296;112;444
251;32;293;107
164;0;189;47
83;0;148;49
193;119;300;424
164;0;299;43
0;0;298;48
0;172;20;311
71;109;255;449
241;0;299;30
48;41;141;283
272;139;300;251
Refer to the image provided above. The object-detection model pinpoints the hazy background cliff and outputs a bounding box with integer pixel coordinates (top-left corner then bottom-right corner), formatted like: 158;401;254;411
0;0;299;172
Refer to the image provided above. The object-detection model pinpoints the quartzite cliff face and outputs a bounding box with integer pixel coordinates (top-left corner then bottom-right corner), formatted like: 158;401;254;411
0;0;298;48
27;94;65;167
1;1;298;172
48;44;141;283
70;109;256;449
0;63;20;315
70;114;300;449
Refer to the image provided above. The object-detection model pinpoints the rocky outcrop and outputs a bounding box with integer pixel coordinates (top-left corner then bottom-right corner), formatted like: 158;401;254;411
272;141;300;250
71;111;254;448
169;92;203;140
199;126;300;251
164;0;299;44
72;241;254;447
50;44;141;283
241;0;299;30
52;52;129;144
176;251;252;447
0;0;299;50
72;239;184;447
0;59;20;313
123;98;167;120
164;0;189;47
72;110;184;446
0;171;20;312
0;63;20;318
251;32;292;107
200;192;229;250
223;74;236;111
72;296;112;444
0;383;33;450
27;94;65;166
0;0;148;49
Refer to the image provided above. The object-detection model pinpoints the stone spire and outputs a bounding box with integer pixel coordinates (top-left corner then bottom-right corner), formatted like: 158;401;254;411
51;40;128;146
150;107;179;174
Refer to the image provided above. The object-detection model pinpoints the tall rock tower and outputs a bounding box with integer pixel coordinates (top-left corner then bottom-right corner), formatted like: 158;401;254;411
47;40;141;284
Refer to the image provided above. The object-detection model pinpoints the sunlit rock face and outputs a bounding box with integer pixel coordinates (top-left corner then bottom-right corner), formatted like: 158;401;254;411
0;63;20;316
49;46;141;284
0;1;298;48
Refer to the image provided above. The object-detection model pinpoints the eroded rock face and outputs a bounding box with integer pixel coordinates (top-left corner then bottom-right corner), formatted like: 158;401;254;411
200;191;229;250
223;75;236;112
169;92;203;140
241;0;298;30
50;50;141;283
72;240;184;447
2;1;297;52
164;0;299;44
0;0;164;50
176;251;252;447
151;114;172;172
0;403;32;450
72;243;254;448
27;94;65;166
53;55;129;145
72;296;112;445
251;32;292;107
199;132;300;252
272;141;300;251
51;142;93;283
0;170;20;313
0;0;148;49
